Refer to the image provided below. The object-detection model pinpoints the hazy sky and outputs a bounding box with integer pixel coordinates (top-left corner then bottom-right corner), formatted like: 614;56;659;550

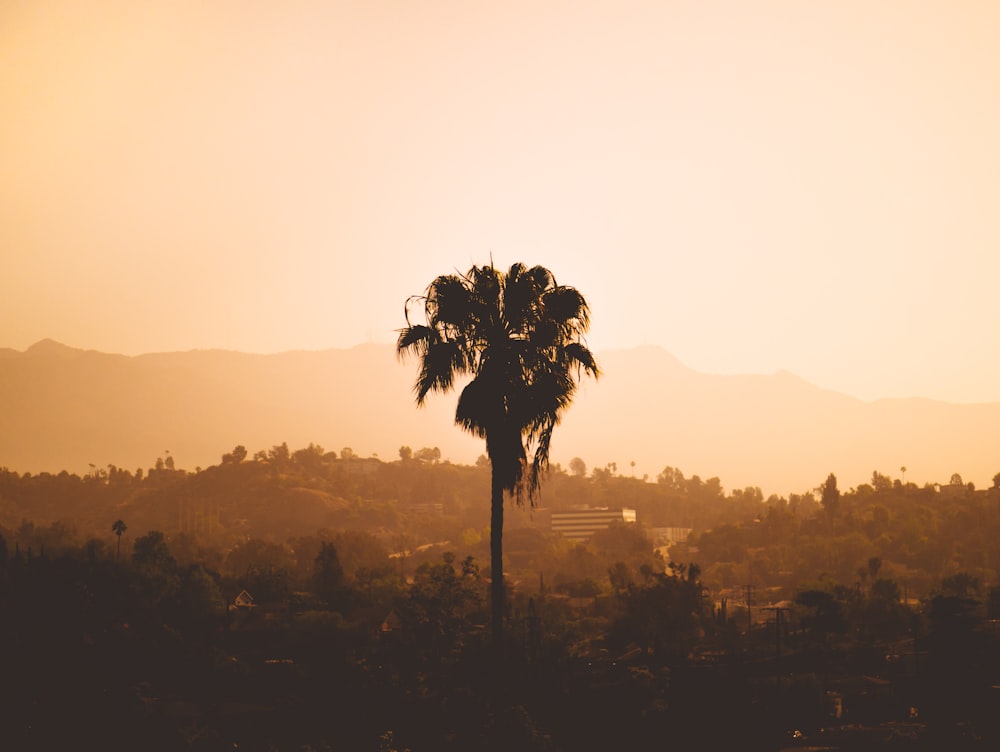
3;0;999;403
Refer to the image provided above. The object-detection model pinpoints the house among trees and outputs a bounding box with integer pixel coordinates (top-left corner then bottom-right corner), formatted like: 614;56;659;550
381;609;402;633
938;473;970;499
230;589;256;612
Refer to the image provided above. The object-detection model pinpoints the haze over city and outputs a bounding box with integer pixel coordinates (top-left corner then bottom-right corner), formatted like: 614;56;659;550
4;0;999;405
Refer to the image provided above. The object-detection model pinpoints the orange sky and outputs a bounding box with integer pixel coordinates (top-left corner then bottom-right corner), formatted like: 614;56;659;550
3;0;999;403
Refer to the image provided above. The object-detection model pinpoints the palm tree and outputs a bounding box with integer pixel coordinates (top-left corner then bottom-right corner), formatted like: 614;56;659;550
397;261;599;646
112;519;127;561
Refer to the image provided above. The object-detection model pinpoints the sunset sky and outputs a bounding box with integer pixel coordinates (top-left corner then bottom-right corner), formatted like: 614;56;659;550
3;0;999;403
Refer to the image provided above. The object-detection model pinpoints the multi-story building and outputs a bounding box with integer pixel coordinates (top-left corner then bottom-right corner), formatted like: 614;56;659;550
551;507;637;542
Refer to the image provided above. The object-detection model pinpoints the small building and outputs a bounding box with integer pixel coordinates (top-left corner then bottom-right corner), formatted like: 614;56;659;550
551;507;637;542
651;527;692;546
231;589;256;611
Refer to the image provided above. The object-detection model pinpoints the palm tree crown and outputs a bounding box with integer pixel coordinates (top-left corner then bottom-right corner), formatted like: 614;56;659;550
112;519;127;561
398;261;598;644
398;262;598;497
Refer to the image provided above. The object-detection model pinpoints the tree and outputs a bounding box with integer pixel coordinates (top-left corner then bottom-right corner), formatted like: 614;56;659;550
414;446;441;462
268;442;290;464
311;542;345;607
795;588;847;644
222;444;247;464
867;555;882;581
608;563;709;663
820;473;840;521
569;456;587;477
396;552;483;659
292;443;325;473
397;261;599;646
111;519;127;561
871;470;892;492
132;530;175;572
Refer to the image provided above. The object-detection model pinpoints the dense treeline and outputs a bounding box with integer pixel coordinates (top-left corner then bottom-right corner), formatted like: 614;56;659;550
2;448;997;603
1;447;1000;748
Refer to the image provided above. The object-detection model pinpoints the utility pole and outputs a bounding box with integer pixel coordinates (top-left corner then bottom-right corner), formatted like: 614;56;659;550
764;605;789;688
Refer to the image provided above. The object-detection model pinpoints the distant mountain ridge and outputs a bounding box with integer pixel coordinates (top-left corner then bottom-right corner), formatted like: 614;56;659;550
1;340;997;495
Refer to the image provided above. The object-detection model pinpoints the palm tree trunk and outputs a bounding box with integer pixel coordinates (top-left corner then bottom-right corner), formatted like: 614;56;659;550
490;468;505;648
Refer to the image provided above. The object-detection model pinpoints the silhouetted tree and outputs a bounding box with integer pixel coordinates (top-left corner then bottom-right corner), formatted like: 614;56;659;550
171;564;225;636
111;519;127;561
871;470;892;492
608;562;708;663
292;443;325;474
397;262;599;647
396;551;483;659
862;577;909;641
312;541;345;607
222;444;247;464
820;472;840;523
268;442;290;465
867;555;882;581
132;530;174;572
414;446;441;462
795;588;847;643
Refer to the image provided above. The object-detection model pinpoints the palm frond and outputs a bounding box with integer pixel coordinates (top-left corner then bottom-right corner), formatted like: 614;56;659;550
467;264;502;306
455;377;499;439
428;274;474;328
402;294;427;328
525;415;557;502
502;264;541;333
395;324;434;359
543;286;591;329
563;341;600;378
525;265;555;291
415;339;466;404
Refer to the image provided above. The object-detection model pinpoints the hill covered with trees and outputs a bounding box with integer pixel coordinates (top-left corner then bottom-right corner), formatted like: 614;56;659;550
2;445;1000;748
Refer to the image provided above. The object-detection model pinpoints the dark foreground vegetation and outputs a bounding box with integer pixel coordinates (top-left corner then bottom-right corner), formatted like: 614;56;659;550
1;447;999;750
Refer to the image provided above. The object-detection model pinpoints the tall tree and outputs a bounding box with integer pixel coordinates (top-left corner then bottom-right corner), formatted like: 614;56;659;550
311;541;345;607
397;262;598;646
820;473;840;521
111;519;127;561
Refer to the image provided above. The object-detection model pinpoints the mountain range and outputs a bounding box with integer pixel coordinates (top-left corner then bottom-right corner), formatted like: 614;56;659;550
1;339;997;495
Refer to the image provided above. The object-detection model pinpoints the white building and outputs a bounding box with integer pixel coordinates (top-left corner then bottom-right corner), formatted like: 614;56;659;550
551;507;637;542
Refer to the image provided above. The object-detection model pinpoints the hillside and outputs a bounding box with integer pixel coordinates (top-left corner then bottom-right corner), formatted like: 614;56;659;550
1;340;998;494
